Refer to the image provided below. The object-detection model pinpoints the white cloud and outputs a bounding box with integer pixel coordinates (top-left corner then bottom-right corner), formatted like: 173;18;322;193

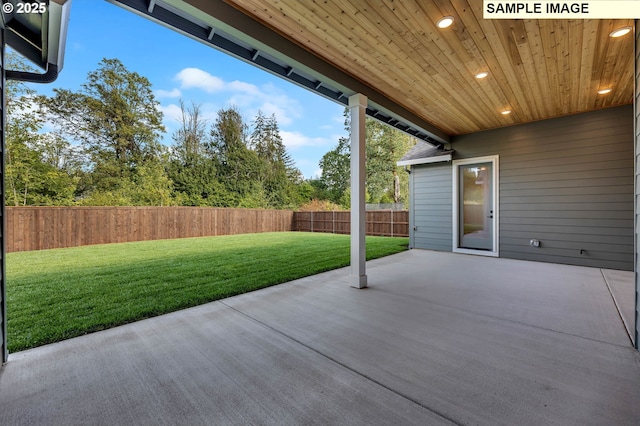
175;68;262;96
258;102;292;126
174;67;302;128
159;103;183;124
228;80;261;96
155;88;182;98
175;68;226;92
159;102;221;124
280;131;333;150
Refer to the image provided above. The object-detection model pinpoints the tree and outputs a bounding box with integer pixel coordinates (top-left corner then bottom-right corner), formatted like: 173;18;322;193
319;108;416;207
35;132;84;173
171;100;208;165
209;106;264;207
167;101;225;206
319;109;351;204
4;51;77;206
319;136;350;204
250;111;301;208
365;119;415;204
42;58;168;200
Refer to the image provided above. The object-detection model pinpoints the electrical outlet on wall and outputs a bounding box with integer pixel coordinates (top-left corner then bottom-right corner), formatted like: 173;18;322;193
530;239;540;247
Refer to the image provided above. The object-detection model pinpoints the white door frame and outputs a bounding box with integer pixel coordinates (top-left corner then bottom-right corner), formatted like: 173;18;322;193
452;155;499;257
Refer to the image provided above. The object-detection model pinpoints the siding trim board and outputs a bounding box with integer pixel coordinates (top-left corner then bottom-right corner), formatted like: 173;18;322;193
407;105;634;273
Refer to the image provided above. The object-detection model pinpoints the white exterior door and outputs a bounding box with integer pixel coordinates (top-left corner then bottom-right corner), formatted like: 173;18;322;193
453;156;499;256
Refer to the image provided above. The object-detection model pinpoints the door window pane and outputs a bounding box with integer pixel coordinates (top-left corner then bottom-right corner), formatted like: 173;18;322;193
459;162;493;250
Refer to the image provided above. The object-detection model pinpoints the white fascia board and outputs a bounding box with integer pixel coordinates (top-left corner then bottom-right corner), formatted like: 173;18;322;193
47;0;72;70
397;153;452;167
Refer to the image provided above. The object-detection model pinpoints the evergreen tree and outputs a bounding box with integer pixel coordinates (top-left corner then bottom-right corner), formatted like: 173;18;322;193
250;111;301;208
209;106;264;207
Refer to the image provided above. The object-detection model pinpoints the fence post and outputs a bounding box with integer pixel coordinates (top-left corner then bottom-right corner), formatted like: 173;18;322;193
332;210;335;234
311;211;314;233
391;210;394;237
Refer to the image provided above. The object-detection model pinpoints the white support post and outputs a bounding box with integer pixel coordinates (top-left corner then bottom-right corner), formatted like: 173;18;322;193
349;93;368;288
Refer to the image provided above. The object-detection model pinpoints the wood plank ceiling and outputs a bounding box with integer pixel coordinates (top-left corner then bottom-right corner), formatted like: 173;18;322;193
223;0;634;136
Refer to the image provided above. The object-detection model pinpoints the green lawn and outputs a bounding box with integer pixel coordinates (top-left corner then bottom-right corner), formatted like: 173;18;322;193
7;232;408;352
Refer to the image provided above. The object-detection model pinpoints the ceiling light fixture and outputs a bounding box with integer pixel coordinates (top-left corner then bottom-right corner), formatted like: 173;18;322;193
609;26;632;38
501;110;511;115
437;16;454;29
475;71;489;79
598;88;612;95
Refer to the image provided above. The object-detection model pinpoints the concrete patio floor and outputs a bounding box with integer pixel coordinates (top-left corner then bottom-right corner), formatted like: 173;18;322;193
1;249;639;425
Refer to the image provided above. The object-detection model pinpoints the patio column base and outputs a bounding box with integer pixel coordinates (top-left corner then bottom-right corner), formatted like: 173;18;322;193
351;274;368;289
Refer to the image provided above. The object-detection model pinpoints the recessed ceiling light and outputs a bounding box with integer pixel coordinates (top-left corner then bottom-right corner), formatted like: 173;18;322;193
501;110;512;115
437;16;454;29
609;26;632;38
598;88;612;95
475;72;489;79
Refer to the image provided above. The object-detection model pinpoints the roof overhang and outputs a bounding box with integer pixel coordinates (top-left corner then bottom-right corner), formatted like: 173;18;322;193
397;154;452;167
397;141;453;166
106;1;633;147
2;0;72;82
107;0;449;146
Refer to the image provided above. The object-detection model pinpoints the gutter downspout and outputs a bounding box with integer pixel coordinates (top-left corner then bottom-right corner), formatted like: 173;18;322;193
5;63;59;83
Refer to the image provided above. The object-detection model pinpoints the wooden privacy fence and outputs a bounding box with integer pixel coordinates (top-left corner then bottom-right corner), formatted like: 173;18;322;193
294;210;409;237
6;207;294;253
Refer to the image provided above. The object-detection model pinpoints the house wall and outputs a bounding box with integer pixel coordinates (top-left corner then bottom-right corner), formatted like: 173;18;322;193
411;163;453;251
411;105;634;271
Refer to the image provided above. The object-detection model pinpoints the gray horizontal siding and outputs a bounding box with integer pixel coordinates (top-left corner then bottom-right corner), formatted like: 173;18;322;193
453;104;634;270
502;172;633;185
500;216;633;226
501;185;633;197
499;250;632;271
411;162;452;252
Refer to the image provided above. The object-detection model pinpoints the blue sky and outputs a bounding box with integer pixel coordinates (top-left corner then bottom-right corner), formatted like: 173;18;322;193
29;0;347;178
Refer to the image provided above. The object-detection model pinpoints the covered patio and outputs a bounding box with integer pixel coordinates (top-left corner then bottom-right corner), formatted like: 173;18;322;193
1;250;638;425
